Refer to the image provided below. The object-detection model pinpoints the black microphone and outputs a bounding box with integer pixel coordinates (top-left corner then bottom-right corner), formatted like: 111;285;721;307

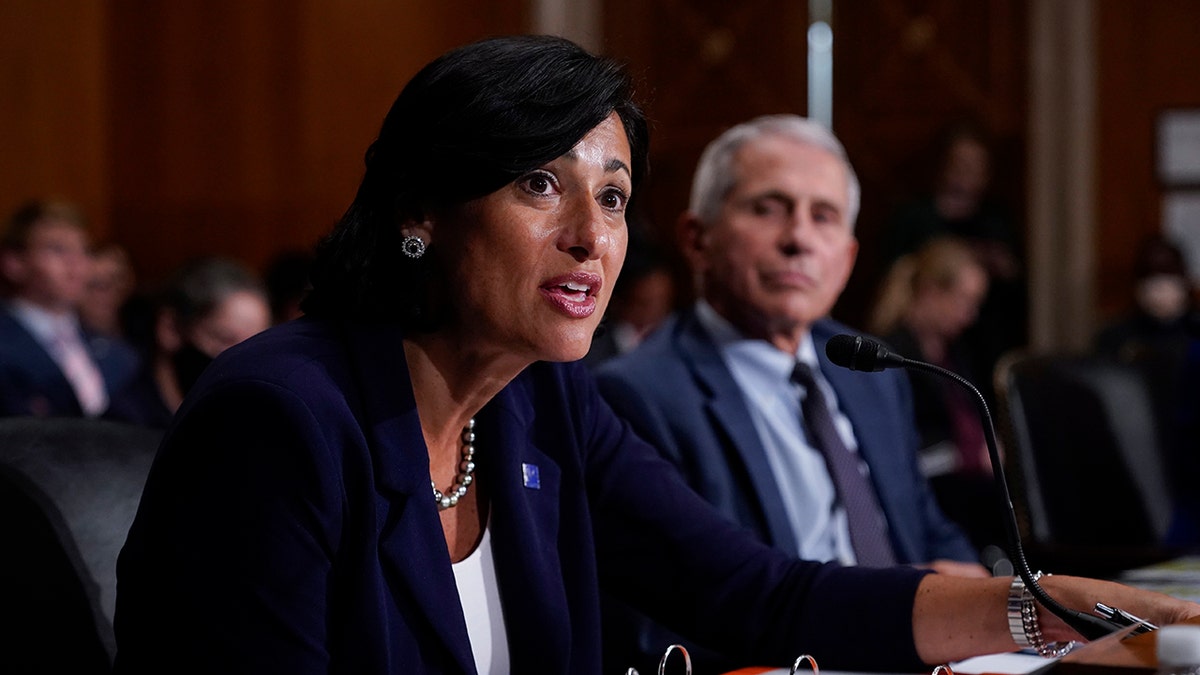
825;333;1125;641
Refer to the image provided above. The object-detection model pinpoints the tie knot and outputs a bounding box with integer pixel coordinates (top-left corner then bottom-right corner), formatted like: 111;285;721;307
790;361;817;389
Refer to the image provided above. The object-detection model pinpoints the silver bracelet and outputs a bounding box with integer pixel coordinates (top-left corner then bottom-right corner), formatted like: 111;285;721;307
1007;572;1074;658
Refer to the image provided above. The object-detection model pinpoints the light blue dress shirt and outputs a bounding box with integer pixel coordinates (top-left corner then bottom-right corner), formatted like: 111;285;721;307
694;300;870;564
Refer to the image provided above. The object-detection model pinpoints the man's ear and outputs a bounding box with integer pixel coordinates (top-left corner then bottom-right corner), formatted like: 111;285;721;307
834;235;860;292
676;211;709;273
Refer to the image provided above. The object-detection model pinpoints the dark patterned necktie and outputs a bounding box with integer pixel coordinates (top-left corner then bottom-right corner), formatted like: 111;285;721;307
791;361;896;566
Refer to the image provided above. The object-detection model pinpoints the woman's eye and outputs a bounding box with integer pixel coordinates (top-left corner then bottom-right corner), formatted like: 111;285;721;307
599;188;628;211
520;172;557;196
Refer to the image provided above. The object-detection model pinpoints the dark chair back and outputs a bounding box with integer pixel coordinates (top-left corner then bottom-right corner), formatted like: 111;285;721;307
0;417;161;666
996;353;1173;551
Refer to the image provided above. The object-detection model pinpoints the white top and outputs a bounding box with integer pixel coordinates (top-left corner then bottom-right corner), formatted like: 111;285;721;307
695;300;863;564
452;521;510;674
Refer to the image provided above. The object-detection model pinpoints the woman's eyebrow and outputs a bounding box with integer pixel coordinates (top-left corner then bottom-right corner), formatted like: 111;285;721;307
605;158;631;177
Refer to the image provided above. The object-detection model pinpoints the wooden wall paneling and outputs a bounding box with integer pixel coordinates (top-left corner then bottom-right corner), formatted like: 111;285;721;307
295;1;533;262
0;0;110;238
108;1;306;284
107;1;528;287
1095;0;1200;321
602;0;810;276
830;0;1028;331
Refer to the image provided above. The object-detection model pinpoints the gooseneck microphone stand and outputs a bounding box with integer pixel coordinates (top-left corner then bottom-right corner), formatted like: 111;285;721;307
825;334;1126;640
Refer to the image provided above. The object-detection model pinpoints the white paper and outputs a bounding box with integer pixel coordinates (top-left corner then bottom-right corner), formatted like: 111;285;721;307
950;651;1059;675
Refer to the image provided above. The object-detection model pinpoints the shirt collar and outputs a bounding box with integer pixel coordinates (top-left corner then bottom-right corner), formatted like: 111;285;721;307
7;299;78;344
694;299;819;380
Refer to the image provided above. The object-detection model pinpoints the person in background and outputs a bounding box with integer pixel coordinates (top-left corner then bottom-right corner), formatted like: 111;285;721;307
112;36;1200;675
0;200;139;417
105;257;271;429
868;236;1005;555
583;244;676;367
1095;234;1199;366
1095;234;1200;548
884;123;1026;401
80;243;137;338
595;115;989;672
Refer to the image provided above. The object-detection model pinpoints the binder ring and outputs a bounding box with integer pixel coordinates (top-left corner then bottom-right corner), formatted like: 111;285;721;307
790;654;819;675
657;644;692;675
931;665;954;675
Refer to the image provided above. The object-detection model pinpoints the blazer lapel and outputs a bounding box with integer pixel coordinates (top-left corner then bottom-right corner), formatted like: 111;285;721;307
478;380;571;674
341;321;477;674
676;312;800;553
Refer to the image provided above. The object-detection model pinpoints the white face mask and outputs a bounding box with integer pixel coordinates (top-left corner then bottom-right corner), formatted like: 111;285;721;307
1135;274;1191;321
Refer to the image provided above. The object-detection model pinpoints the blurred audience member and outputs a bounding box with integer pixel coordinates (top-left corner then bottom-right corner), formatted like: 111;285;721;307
80;242;136;337
0;200;139;417
1095;234;1199;364
106;257;271;429
869;237;1004;552
885;123;1026;399
584;246;676;367
1095;234;1200;547
264;249;313;324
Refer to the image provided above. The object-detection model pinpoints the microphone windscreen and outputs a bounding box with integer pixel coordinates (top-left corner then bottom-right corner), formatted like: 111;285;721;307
826;333;899;372
825;334;870;370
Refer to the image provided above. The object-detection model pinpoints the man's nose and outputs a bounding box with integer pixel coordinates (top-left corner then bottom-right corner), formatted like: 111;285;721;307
779;209;815;253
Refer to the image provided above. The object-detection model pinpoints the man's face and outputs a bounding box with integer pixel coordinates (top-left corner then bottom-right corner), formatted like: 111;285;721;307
685;135;857;352
2;219;91;312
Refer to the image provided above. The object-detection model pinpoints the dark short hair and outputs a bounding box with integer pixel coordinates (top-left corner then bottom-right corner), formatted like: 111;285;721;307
162;257;266;329
302;34;649;324
1;199;87;252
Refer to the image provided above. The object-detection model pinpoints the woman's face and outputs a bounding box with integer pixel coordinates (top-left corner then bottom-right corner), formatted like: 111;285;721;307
429;112;632;363
924;264;988;339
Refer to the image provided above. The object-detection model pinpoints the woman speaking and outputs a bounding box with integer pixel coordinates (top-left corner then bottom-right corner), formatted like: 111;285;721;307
113;35;1198;675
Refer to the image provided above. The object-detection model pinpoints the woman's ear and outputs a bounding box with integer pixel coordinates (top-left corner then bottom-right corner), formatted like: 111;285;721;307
399;211;435;250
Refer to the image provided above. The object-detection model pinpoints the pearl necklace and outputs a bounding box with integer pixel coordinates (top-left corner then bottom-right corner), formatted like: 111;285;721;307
432;418;476;510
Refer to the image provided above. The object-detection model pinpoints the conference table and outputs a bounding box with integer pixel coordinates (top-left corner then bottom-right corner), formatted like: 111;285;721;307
707;557;1200;675
714;628;1157;675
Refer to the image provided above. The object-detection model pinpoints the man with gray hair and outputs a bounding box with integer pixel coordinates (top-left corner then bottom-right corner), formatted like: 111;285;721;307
597;115;984;672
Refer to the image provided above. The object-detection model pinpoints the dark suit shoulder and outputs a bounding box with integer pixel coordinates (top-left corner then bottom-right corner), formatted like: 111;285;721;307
594;314;692;391
203;318;348;388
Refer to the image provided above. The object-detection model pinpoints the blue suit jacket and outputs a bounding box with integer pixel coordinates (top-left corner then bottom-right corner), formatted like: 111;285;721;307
114;317;930;675
595;309;977;564
0;306;139;417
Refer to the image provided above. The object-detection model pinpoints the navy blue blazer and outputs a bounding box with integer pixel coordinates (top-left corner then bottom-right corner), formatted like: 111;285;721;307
114;317;930;675
0;307;139;417
595;309;977;565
